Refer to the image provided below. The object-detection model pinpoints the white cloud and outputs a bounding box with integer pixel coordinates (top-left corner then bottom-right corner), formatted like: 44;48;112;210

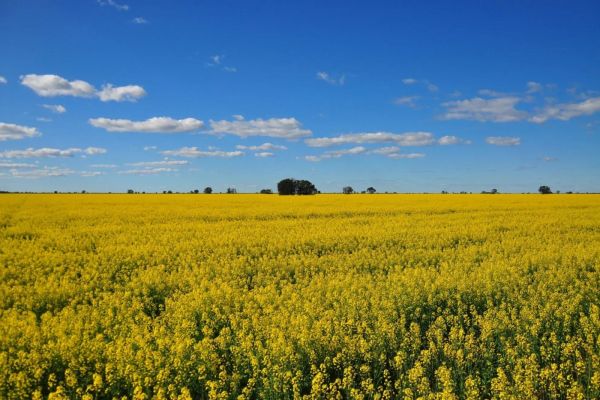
254;152;274;158
42;104;66;113
97;84;146;102
21;74;146;102
209;116;311;139
542;156;558;162
235;142;287;151
438;135;471;145
97;0;129;11
119;168;177;175
485;136;521;146
80;171;104;177
161;147;244;158
526;81;543;94
0;162;36;168
128;160;189;167
0;147;106;158
84;147;107;155
305;131;435;147
223;66;237;73
393;96;419;108
132;17;148;24
90;164;117;169
305;146;367;161
21;74;96;98
401;78;437;92
0;76;6;84
402;78;418;85
36;117;52;123
143;146;157;151
209;55;223;65
90;117;203;133
316;72;345;86
10;166;75;178
529;97;600;123
478;89;508;97
387;153;425;159
441;96;526;122
368;146;400;155
425;80;438;92
0;123;41;141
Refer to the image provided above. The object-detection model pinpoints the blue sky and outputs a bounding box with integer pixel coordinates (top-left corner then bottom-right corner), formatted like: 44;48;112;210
1;0;599;193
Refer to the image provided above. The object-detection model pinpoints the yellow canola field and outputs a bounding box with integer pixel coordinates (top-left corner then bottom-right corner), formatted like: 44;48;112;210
0;194;599;399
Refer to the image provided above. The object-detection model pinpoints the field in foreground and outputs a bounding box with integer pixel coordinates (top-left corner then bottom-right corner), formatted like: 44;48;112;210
1;194;599;399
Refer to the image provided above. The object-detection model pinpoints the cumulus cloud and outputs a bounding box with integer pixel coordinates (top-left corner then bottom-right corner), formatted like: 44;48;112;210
393;96;419;108
89;117;203;133
21;74;146;102
316;72;346;86
0;123;41;141
402;78;418;85
304;146;367;162
254;152;274;158
305;131;435;147
209;116;311;139
132;17;148;24
0;147;107;158
485;136;521;146
127;160;188;167
97;84;146;102
21;74;96;98
529;97;600;123
441;96;527;122
118;168;177;175
161;147;244;158
368;146;400;155
97;0;128;11
0;76;6;84
235;142;287;151
42;104;66;113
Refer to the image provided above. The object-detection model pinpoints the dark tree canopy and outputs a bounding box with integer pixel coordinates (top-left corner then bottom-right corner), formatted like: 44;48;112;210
277;178;317;195
343;186;354;194
226;187;237;194
538;185;552;194
203;187;213;194
260;189;273;194
366;187;376;194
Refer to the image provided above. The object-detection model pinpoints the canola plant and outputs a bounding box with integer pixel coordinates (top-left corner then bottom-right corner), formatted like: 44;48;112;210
0;194;599;399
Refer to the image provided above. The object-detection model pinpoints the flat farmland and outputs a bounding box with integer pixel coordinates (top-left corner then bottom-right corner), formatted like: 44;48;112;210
1;194;599;399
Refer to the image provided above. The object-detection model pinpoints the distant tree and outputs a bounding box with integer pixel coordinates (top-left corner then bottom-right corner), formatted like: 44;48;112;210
260;189;273;194
127;189;134;194
193;189;199;194
277;178;317;195
491;188;498;194
167;190;173;194
81;190;86;194
277;178;296;195
343;186;354;194
295;180;317;195
441;190;449;194
226;187;237;194
54;190;58;194
366;187;376;194
538;185;552;194
203;187;213;194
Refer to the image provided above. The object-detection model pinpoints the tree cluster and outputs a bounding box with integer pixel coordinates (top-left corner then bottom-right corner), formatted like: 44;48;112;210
277;178;318;195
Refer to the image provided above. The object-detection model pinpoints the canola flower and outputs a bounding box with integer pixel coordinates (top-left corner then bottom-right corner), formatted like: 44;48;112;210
0;194;599;399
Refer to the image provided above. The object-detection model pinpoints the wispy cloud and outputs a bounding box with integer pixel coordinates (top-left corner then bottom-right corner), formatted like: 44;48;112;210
90;164;117;169
0;76;6;84
529;97;600;123
401;78;437;92
0;147;107;158
207;55;237;72
485;136;521;146
97;0;129;11
542;156;558;162
235;142;287;151
316;72;346;86
393;96;419;108
89;117;203;133
0;123;41;141
254;152;274;158
21;74;146;102
305;145;425;161
132;17;148;24
526;81;543;94
441;96;526;122
161;147;244;158
42;104;66;114
438;135;471;145
305;131;436;147
118;168;177;175
127;160;189;167
209;115;311;139
9;166;75;178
